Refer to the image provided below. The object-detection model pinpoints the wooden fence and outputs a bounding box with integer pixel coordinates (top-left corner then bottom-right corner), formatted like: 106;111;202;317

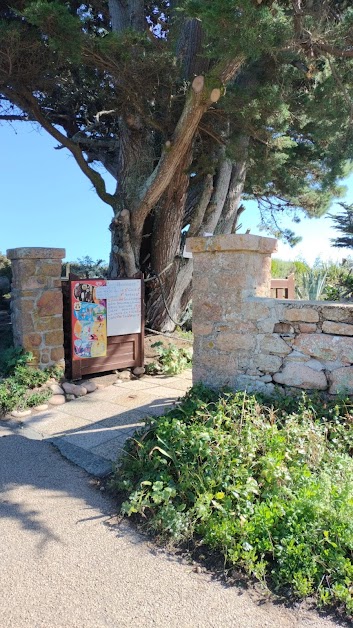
270;274;295;300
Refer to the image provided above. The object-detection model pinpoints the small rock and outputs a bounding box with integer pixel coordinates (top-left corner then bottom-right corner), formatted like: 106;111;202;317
34;404;49;412
82;380;97;393
133;366;145;377
194;566;202;574
49;383;65;395
65;394;76;401
328;366;353;395
11;409;32;418
116;369;131;381
62;382;87;396
273;363;327;390
260;374;272;383
49;395;66;406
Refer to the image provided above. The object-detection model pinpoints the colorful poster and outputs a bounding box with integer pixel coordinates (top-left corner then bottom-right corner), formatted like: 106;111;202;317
71;280;107;360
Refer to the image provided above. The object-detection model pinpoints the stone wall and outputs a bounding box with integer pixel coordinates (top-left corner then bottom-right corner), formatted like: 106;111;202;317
188;234;353;395
7;247;66;368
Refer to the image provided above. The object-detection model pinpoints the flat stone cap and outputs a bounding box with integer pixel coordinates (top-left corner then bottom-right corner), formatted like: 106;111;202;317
7;247;66;260
187;234;278;255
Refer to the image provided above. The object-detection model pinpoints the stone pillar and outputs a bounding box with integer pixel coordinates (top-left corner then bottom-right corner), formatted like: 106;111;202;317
7;247;66;368
187;234;277;388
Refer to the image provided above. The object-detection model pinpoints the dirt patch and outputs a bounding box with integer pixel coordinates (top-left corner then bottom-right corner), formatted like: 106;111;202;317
144;330;193;365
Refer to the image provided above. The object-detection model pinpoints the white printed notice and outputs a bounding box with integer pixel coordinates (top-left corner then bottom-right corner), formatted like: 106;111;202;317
96;280;141;336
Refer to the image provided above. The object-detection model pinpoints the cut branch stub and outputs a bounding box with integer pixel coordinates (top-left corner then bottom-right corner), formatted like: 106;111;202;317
192;75;205;94
210;88;221;103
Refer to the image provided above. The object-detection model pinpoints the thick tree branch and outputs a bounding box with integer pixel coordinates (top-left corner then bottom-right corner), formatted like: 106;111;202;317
111;208;138;276
202;157;233;234
314;42;353;59
215;135;249;235
131;59;244;241
7;89;117;210
0;114;31;121
188;174;214;236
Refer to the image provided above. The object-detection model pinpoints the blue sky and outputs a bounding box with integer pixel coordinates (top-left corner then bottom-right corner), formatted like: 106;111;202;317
1;122;352;266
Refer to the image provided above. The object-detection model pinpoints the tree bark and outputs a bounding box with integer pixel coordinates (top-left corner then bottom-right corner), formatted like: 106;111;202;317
108;0;144;33
145;148;192;330
215;136;250;234
202;156;233;234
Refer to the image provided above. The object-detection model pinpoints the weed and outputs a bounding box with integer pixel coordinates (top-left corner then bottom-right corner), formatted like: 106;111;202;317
113;386;353;616
0;345;28;376
150;341;192;375
0;348;63;414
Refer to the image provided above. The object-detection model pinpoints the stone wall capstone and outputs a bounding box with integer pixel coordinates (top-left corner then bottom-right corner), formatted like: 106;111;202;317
7;247;66;368
188;234;353;395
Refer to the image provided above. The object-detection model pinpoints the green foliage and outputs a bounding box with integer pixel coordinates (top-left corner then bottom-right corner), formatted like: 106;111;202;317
0;348;62;414
0;251;11;280
182;0;291;61
296;268;328;301
0;346;32;376
0;376;51;413
272;258;329;300
62;256;108;279
22;0;83;62
148;341;192;375
2;0;353;301
114;386;353;615
329;203;353;249
324;259;353;302
271;259;309;279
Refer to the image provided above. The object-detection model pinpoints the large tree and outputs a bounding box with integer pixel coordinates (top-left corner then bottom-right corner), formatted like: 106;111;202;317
1;0;353;329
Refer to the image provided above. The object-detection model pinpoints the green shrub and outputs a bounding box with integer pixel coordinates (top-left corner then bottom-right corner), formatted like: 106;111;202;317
113;386;353;615
0;346;32;376
148;342;192;375
0;348;63;414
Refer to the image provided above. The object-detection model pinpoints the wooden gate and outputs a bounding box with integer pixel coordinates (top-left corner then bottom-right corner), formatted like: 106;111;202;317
62;274;144;380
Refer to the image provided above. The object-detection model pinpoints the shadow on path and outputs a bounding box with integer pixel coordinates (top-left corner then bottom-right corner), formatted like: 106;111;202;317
0;434;115;552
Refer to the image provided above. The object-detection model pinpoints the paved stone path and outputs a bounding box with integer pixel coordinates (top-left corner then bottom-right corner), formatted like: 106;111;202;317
0;371;193;476
0;371;347;627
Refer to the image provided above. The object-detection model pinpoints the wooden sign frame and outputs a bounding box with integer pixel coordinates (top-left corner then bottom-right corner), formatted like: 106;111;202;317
62;274;144;380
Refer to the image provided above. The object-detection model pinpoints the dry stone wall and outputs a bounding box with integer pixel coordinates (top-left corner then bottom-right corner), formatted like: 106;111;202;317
188;234;353;395
7;247;65;368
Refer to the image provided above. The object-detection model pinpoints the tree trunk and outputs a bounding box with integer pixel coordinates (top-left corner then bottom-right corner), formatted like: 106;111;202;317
215;136;249;234
145;149;192;330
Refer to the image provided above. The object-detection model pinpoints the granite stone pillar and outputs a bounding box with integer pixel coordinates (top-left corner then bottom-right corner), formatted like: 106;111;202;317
7;247;66;368
187;234;278;389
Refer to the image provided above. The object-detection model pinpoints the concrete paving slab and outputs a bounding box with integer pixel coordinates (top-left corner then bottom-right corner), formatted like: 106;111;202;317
51;437;113;477
112;379;160;391
55;398;129;422
146;384;187;399
150;375;192;391
114;390;179;412
175;369;193;380
21;410;92;437
95;410;144;429
91;434;135;463
59;422;128;451
91;384;165;404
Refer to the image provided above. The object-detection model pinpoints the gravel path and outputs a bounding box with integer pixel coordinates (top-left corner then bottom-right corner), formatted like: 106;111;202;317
0;434;347;628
